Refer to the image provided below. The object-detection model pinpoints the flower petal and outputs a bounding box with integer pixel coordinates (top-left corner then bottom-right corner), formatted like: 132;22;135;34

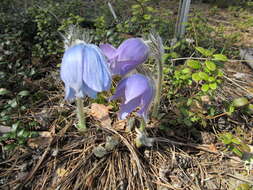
82;44;111;92
110;73;154;121
64;86;76;101
119;96;141;120
99;44;117;60
78;83;98;99
60;44;85;92
111;60;139;76
137;88;154;121
124;74;150;103
117;38;149;64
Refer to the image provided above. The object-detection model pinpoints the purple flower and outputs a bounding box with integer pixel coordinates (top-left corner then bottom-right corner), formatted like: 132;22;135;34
109;74;154;121
60;43;111;101
100;38;149;76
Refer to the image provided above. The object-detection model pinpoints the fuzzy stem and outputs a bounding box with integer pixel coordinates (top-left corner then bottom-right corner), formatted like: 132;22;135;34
76;98;86;132
152;58;163;118
139;118;146;132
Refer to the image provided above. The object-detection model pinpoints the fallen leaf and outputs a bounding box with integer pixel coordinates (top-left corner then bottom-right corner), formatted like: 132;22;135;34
39;131;52;137
27;131;53;149
27;137;52;149
89;103;111;128
208;144;218;153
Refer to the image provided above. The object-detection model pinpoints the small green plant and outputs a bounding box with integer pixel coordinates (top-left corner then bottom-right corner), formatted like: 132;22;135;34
235;183;252;190
226;97;251;116
58;14;85;33
186;11;215;48
28;6;62;58
167;46;227;126
116;0;172;38
219;132;250;158
0;122;37;151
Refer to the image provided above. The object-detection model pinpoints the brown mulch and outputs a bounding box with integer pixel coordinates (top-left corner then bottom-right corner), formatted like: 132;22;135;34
0;62;253;190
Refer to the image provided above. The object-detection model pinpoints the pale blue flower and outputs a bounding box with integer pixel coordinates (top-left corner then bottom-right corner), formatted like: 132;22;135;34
100;38;149;76
60;43;111;101
109;74;154;121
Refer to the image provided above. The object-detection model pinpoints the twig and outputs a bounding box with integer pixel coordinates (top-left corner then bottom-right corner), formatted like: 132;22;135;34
152;180;184;190
226;173;253;185
107;2;118;21
205;112;227;120
156;137;218;154
19;122;72;186
98;125;146;190
223;75;252;94
23;138;53;184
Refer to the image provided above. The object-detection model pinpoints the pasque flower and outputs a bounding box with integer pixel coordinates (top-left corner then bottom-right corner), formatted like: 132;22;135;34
60;43;111;101
109;74;154;121
100;38;149;76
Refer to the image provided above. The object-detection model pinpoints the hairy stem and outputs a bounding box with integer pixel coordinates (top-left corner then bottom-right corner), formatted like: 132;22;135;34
152;58;163;118
76;98;86;132
139;117;146;132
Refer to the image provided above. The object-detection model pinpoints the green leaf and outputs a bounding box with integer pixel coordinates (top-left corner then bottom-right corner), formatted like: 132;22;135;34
198;72;209;80
131;4;141;9
192;73;201;82
209;83;217;90
12;122;19;131
236;183;250;190
182;68;191;74
228;105;235;115
18;90;30;97
216;79;222;84
201;84;209;92
231;138;241;145
22;131;30;138
180;74;191;80
247;104;253;113
224;133;233;140
17;129;25;137
213;54;228;62
187;98;193;106
143;14;151;20
239;143;251;153
8;99;18;108
208;76;215;82
232;147;243;157
195;47;213;57
0;71;6;79
186;60;201;69
184;119;192;126
4;144;16;151
232;97;249;107
205;60;216;71
0;88;10;95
